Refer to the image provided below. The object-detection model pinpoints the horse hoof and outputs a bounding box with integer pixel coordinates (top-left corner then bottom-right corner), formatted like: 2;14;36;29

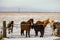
8;32;10;34
23;34;24;35
25;37;27;38
35;35;37;37
21;34;22;35
28;35;30;37
29;36;30;37
40;36;43;37
26;36;27;37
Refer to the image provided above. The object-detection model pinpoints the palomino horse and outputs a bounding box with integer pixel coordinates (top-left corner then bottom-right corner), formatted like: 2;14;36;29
32;19;49;37
21;19;33;37
49;18;55;35
7;21;14;34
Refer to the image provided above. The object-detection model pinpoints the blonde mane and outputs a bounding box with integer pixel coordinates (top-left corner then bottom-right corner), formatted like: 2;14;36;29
49;18;54;27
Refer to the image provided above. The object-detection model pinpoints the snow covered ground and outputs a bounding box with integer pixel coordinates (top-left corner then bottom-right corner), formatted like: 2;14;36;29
0;13;60;40
3;24;60;40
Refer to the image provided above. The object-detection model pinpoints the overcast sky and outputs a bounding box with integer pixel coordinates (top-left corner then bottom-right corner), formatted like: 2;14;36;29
0;0;60;12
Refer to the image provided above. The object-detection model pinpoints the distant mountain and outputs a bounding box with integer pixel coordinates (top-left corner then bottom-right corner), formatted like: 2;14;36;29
0;7;19;12
0;7;60;12
0;7;49;12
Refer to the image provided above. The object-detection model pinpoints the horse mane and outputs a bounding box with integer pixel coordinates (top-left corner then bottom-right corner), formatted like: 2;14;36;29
43;19;49;24
42;19;49;27
21;21;26;24
27;19;33;24
36;21;44;24
36;18;49;24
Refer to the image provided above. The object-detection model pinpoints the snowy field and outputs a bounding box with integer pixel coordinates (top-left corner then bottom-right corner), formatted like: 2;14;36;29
0;12;60;40
3;24;60;40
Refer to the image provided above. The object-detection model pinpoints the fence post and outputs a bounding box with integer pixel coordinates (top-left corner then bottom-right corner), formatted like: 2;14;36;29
3;21;6;38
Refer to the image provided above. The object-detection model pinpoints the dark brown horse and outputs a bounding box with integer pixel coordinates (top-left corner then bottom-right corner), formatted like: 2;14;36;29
7;21;14;34
32;19;49;37
21;19;33;37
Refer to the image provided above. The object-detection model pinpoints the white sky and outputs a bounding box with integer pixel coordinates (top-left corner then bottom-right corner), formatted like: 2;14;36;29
0;0;60;12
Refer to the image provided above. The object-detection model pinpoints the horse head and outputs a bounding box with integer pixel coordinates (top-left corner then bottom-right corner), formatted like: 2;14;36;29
48;18;55;29
43;18;49;28
49;18;54;26
28;19;34;28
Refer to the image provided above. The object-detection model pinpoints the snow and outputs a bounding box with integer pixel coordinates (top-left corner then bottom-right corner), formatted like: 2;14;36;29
0;13;60;40
3;24;60;40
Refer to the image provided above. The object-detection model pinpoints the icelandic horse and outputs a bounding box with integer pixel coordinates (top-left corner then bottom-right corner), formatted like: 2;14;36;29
32;18;49;37
49;18;60;36
7;21;14;34
49;18;55;35
21;19;33;37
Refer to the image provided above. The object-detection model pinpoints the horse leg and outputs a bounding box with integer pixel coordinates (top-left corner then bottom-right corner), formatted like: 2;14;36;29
40;29;44;37
9;28;12;34
51;26;55;35
21;30;24;36
11;26;13;33
51;24;55;35
23;30;24;35
10;27;13;33
8;28;10;34
26;30;28;37
35;30;38;37
52;29;55;36
28;30;30;37
8;29;10;34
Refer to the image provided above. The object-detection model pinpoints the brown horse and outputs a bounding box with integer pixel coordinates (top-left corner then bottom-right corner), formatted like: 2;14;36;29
32;18;49;37
36;18;49;28
21;19;33;37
